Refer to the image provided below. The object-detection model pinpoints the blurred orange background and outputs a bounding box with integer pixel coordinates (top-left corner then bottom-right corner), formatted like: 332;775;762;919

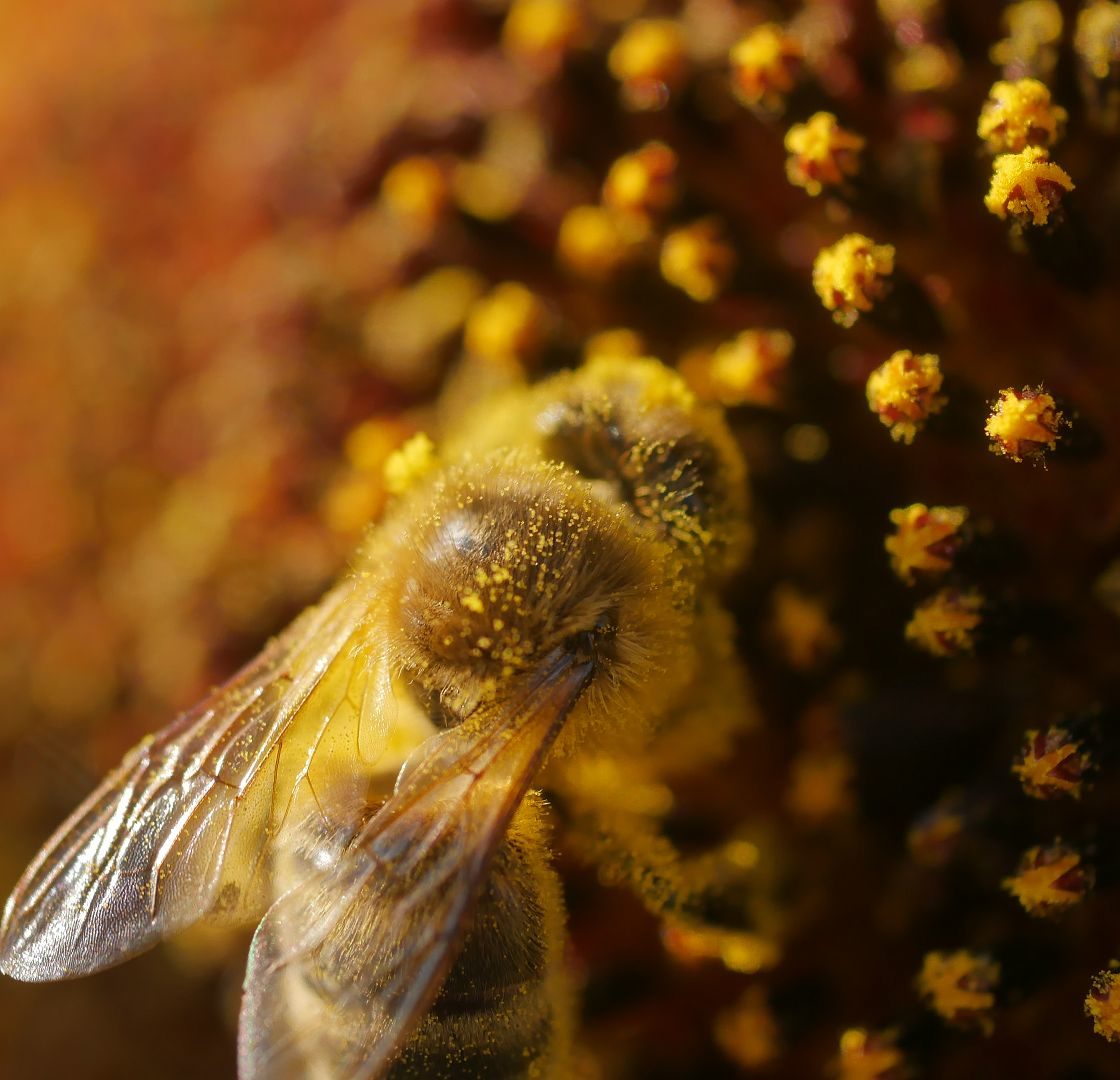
5;2;1120;1078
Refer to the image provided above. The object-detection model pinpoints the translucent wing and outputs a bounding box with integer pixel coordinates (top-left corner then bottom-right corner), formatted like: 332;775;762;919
238;653;592;1080
0;576;390;982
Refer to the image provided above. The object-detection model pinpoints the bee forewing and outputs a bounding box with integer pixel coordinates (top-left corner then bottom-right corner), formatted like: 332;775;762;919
237;655;593;1080
0;578;388;982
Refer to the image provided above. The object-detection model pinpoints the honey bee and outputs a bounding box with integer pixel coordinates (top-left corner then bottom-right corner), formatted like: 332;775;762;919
0;355;755;1078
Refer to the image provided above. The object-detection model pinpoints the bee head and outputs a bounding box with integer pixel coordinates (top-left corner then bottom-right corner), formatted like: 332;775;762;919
532;357;750;581
390;454;694;749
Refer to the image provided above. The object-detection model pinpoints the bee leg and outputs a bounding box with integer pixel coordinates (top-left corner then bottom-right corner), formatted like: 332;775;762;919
563;804;769;939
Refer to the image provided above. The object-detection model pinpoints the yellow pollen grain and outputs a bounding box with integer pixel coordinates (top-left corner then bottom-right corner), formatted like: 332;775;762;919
556;204;643;280
607;19;688;110
1087;972;1120;1041
584;327;645;363
729;23;802;110
463;281;547;365
918;950;999;1034
602;141;679;217
344;417;411;474
384;432;438;495
713;987;779;1069
684;329;793;408
812;233;895;326
1076;1;1120;80
978;78;1067;153
659;218;736;302
985;385;1064;461
1003;846;1086;915
1014;733;1085;798
890;41;962;94
885;503;968;583
866;350;946;444
836;1028;906;1080
985;146;1074;225
784;112;865;196
991;2;1063;76
906;589;984;657
502;0;584;61
379;155;448;230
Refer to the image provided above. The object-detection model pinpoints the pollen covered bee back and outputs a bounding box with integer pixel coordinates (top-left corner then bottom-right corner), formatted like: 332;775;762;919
373;448;699;755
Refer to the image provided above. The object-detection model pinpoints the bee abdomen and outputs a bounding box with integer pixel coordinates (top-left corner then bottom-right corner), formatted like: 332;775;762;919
388;830;570;1080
